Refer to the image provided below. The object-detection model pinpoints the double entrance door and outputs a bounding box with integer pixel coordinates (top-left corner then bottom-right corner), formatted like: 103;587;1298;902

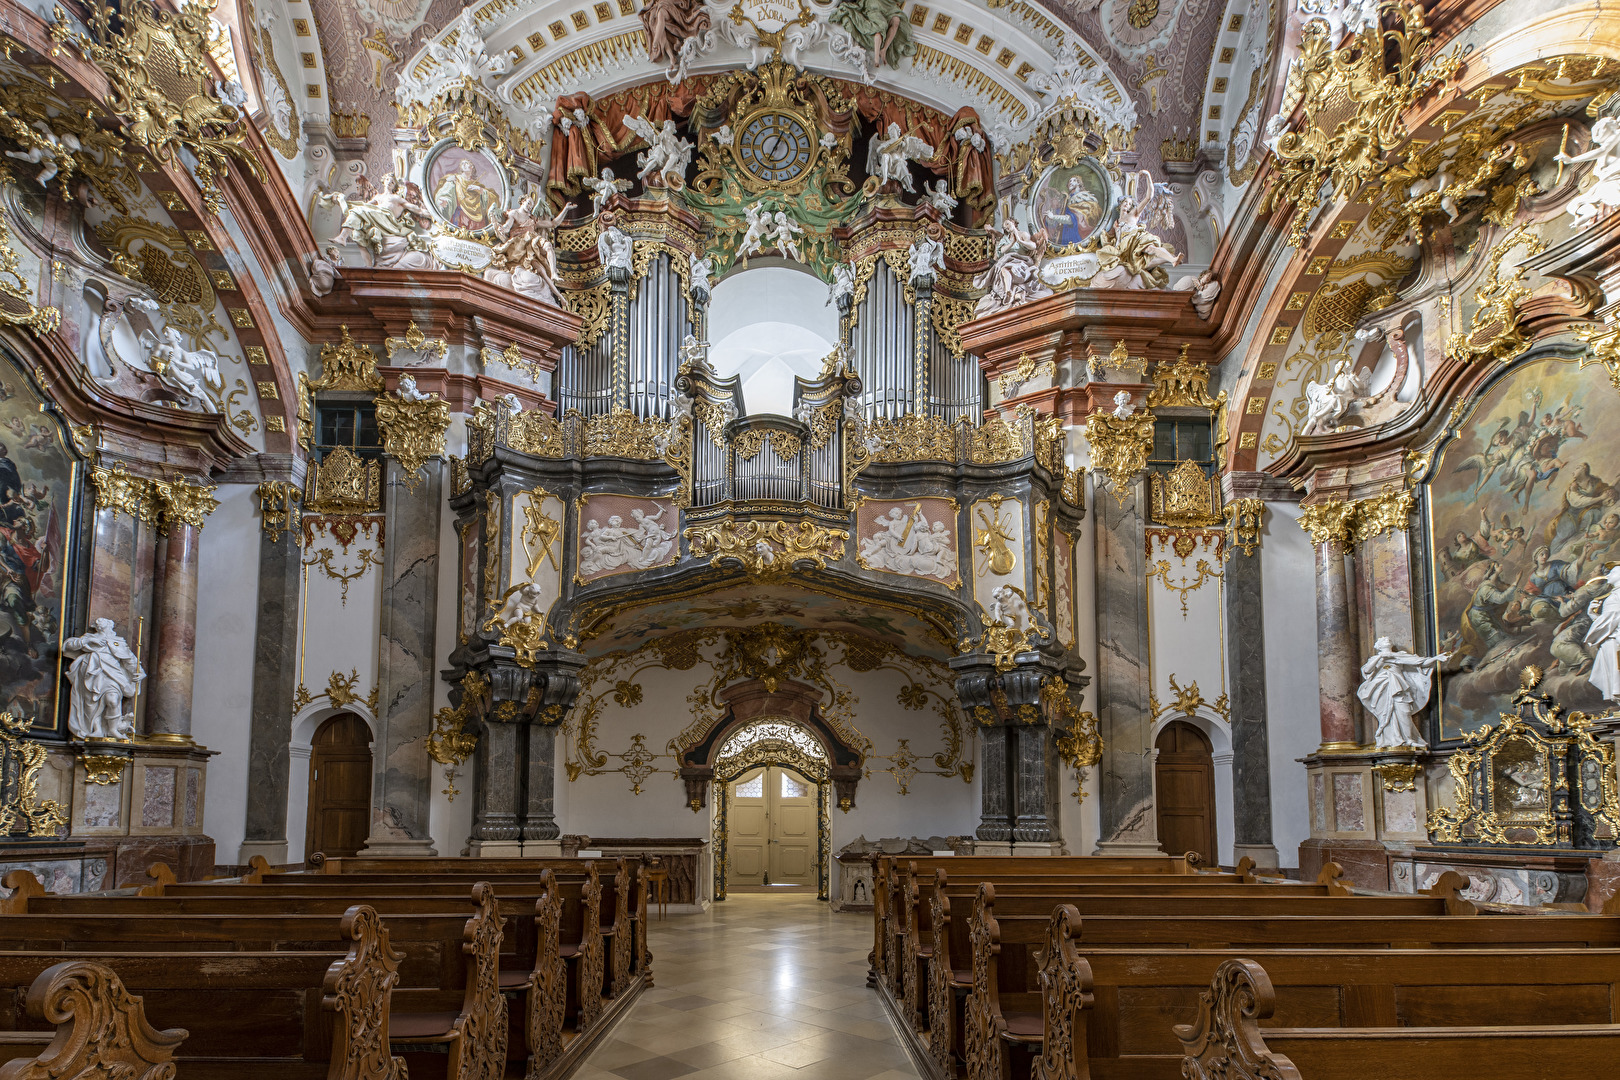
726;765;815;886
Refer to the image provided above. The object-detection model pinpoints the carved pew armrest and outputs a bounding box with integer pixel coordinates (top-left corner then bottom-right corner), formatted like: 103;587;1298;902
0;960;187;1080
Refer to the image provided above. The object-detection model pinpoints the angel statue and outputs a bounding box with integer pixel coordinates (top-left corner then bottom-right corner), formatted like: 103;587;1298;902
769;211;805;262
867;123;933;193
1356;637;1448;749
924;179;958;214
828;261;857;308
4;120;81;187
907;232;945;284
597;212;634;272
583;167;632;212
737;202;772;260
323;174;440;270
1556;116;1620;231
1300;359;1372;436
973;201;1051;316
829;0;916;68
1090;169;1182;290
626;116;693;188
1585;564;1620;701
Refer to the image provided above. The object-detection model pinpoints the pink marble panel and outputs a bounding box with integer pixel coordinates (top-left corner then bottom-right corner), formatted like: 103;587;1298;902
1383;788;1418;834
1332;773;1365;832
142;767;175;828
82;781;121;829
1311;773;1326;833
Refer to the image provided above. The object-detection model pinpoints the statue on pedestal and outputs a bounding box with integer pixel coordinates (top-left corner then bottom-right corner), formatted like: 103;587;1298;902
1584;564;1620;700
1357;637;1448;749
62;619;145;741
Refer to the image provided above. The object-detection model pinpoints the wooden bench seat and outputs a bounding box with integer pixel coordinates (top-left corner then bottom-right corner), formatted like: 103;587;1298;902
1176;958;1620;1080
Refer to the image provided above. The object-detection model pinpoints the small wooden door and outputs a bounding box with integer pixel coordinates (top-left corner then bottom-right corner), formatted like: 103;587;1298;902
1154;721;1217;866
727;768;769;885
770;769;814;886
306;714;373;860
725;766;817;887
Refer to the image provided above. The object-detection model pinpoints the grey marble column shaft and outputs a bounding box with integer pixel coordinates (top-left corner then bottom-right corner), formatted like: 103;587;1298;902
975;725;1011;842
1093;478;1160;853
523;723;559;840
1011;727;1061;843
363;460;442;855
241;523;303;863
471;718;521;842
1224;545;1279;868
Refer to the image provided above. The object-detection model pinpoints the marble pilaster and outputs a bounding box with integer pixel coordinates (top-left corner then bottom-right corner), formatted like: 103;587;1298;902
975;725;1011;842
523;723;559;844
86;507;158;731
146;524;200;741
1359;528;1417;653
1093;478;1159;854
1224;543;1279;868
1011;727;1061;843
240;515;303;865
1314;539;1361;748
363;460;442;855
470;716;522;852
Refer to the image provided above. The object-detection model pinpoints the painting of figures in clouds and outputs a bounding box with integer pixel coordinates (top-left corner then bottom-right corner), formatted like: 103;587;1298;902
1430;356;1620;737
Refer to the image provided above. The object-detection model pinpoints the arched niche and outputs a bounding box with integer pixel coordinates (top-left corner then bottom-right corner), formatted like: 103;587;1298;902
676;676;864;814
707;263;839;417
710;716;832;900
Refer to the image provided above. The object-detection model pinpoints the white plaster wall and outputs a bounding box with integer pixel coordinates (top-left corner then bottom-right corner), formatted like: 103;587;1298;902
556;659;982;873
707;266;839;417
1261;502;1322;870
191;484;262;867
1059;442;1102;853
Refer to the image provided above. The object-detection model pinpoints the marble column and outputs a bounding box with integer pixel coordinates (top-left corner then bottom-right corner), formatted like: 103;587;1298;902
146;523;200;741
1224;543;1280;869
470;717;522;854
1314;539;1361;748
85;505;159;732
1011;726;1061;843
1093;477;1160;854
363;460;442;855
241;487;303;866
975;725;1012;842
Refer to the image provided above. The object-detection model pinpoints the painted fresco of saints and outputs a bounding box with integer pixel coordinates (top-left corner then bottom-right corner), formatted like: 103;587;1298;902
433;160;502;232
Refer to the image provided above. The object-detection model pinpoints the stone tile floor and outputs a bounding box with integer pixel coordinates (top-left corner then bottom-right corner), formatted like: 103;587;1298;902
573;891;921;1080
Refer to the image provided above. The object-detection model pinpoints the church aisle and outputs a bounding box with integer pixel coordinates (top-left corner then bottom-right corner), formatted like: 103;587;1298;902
574;892;921;1080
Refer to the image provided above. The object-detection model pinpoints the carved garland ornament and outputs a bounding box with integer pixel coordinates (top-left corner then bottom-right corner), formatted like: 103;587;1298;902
374;393;451;489
1084;409;1155;505
684;517;849;576
52;1;268;213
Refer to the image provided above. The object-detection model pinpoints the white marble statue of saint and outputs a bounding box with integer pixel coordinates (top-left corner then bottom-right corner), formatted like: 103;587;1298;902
597;220;634;271
1356;637;1448;749
1556;116;1620;231
62;618;145;741
867;123;933;192
1584;564;1620;700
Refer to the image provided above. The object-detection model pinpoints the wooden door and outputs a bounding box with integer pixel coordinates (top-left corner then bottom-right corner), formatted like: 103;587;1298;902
727;768;769;885
769;768;815;886
306;714;373;860
1154;721;1217;866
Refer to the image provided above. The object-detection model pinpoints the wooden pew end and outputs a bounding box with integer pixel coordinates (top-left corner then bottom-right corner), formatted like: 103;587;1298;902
1313;861;1351;897
323;905;408;1080
1235;856;1257;884
137;863;176;898
0;870;45;914
0;961;187;1080
244;855;274;884
1174;959;1302;1080
1423;870;1479;916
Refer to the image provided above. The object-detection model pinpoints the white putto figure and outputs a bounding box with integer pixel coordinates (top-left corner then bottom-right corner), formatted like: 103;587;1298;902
859;506;953;578
907;233;945;283
63;618;145;741
867;123;933;192
496;581;547;629
1356;637;1448;749
625;116;693;187
1556;116;1620;231
769;211;804;262
1584;564;1620;701
1111;390;1136;418
924;179;958;214
1300;358;1372;436
4;120;81;186
988;584;1029;629
580;509;676;574
597;220;634;271
395;374;432;402
737;202;772;260
583;167;631;212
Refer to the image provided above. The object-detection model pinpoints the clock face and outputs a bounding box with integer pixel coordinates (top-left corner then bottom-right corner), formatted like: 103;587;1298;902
736;112;816;185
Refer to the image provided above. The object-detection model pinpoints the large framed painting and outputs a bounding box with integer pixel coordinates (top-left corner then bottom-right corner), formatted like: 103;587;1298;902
1428;355;1620;738
0;348;82;734
1020;157;1112;250
424;143;508;234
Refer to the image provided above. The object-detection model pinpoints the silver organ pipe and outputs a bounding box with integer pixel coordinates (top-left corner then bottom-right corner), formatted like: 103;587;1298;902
559;251;694;419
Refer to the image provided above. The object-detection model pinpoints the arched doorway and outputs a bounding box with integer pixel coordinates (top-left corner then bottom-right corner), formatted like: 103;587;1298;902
305;714;373;859
1154;721;1217;865
713;719;830;899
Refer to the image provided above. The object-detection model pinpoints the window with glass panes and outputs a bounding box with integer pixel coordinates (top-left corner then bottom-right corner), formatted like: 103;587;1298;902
1148;416;1214;478
314;400;382;461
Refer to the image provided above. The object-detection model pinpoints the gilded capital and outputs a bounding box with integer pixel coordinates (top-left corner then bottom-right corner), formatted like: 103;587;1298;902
152;476;219;531
1352;489;1415;542
1084;407;1155;505
89;463;159;523
1224;498;1265;557
1297;498;1357;550
256;481;303;544
374;389;452;486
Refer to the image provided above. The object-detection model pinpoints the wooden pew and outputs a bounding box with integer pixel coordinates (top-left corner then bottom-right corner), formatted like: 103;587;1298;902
960;885;1620;1080
388;881;507;1080
0;960;185;1079
1175;958;1620;1080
